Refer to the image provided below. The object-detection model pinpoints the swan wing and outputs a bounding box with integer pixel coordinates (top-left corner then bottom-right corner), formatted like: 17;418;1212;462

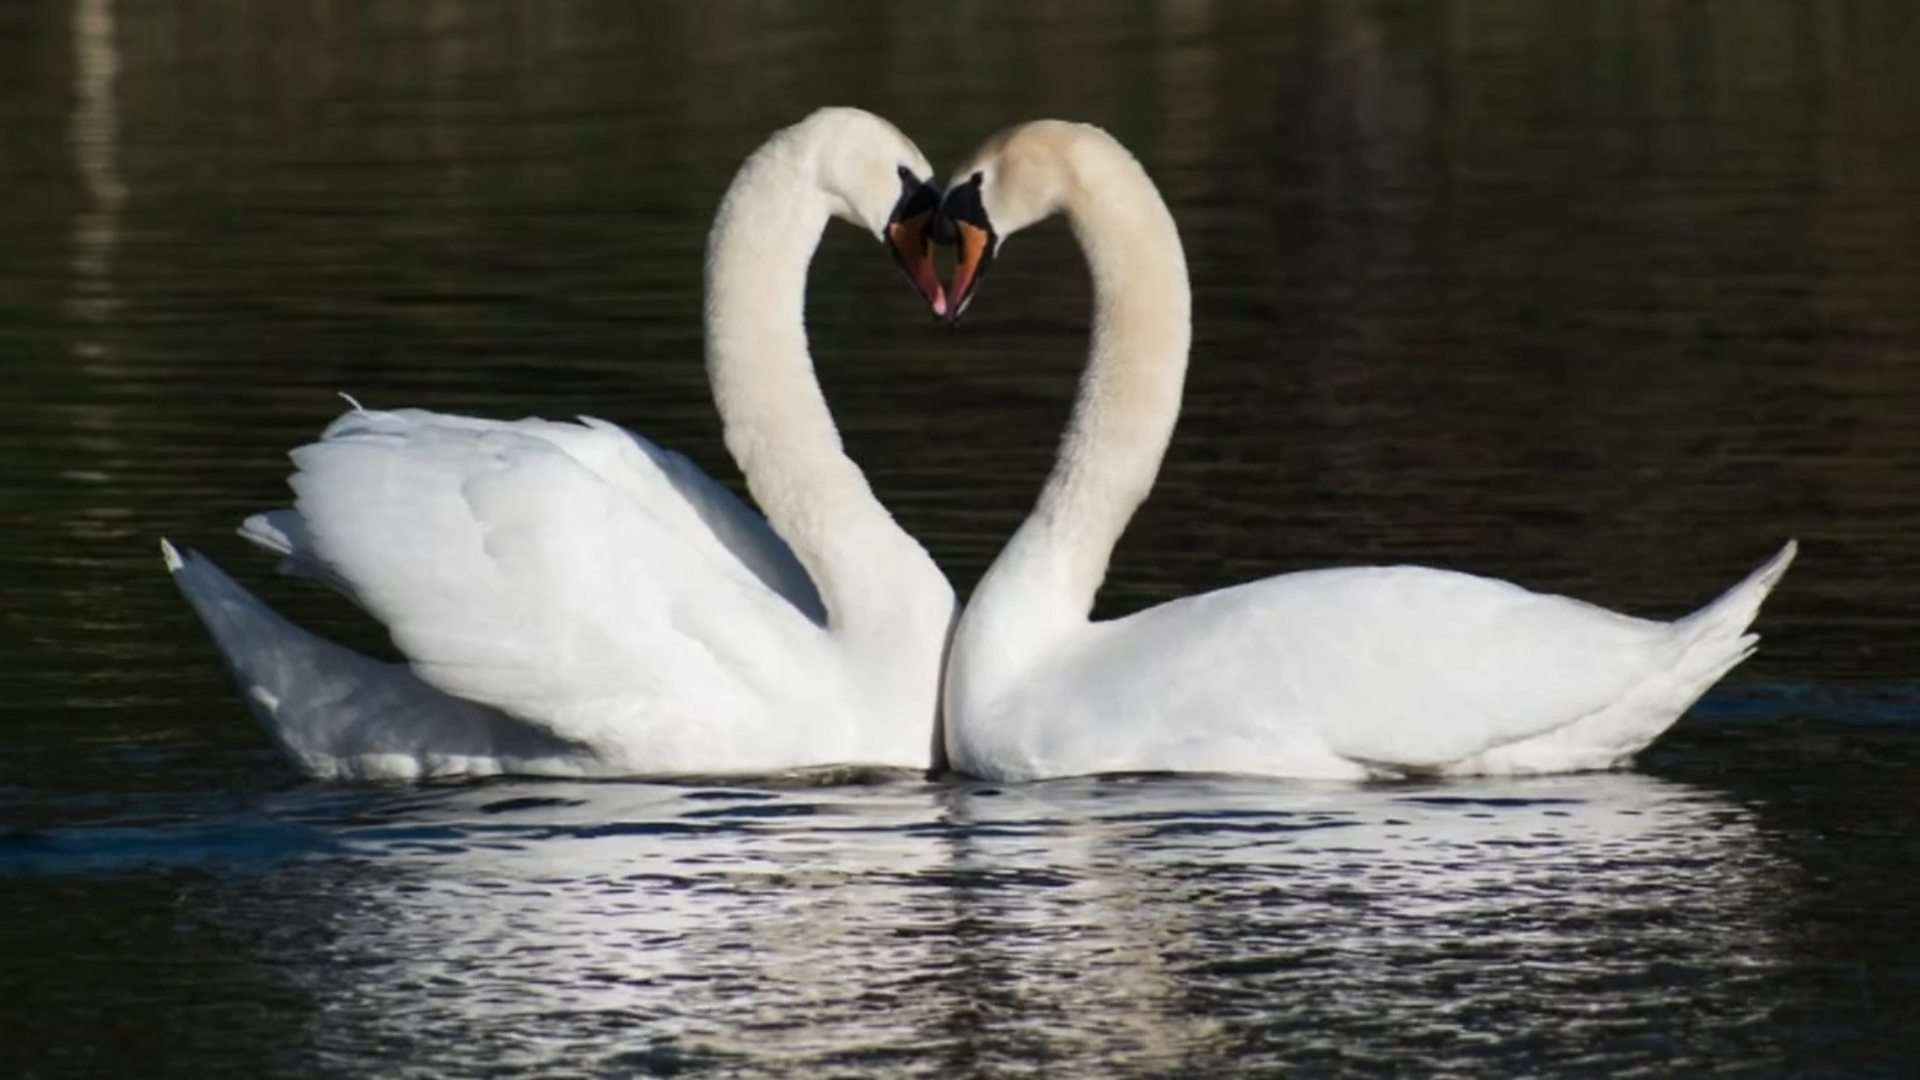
262;408;840;763
569;415;827;624
1051;566;1690;772
246;408;824;622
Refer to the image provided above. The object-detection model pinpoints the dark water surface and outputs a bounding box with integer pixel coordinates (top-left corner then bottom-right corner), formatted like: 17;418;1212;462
4;2;1919;1076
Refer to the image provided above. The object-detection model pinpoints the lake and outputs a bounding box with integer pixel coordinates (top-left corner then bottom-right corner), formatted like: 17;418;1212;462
2;2;1917;1075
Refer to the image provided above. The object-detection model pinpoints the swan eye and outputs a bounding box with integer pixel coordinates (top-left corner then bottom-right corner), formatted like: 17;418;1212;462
888;167;942;226
934;172;991;244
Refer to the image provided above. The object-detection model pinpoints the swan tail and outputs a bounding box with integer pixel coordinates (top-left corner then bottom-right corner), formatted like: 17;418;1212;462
1447;541;1797;776
1651;539;1798;719
1669;541;1797;664
162;540;565;781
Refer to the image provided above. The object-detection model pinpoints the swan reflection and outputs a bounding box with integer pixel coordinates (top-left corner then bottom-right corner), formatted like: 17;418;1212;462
242;771;1784;1073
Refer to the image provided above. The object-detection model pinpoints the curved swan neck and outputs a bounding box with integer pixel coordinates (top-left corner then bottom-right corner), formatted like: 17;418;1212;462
703;133;905;628
985;138;1192;627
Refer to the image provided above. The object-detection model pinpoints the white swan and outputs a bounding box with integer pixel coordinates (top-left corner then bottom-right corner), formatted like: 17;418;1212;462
931;120;1796;782
164;108;956;781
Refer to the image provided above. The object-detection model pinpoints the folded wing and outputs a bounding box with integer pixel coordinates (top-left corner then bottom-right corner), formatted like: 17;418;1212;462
1062;566;1684;771
244;407;839;764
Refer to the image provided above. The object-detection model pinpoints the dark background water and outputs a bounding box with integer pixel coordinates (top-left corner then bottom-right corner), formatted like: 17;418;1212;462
3;1;1918;1076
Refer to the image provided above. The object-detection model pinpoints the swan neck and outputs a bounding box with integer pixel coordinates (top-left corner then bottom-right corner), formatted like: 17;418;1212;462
703;143;904;628
995;151;1192;627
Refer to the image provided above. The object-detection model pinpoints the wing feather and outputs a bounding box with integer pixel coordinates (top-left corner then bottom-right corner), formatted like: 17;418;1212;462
1053;566;1672;771
270;408;836;759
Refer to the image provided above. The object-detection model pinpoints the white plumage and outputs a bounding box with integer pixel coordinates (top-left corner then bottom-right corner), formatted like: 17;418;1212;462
166;109;954;780
953;542;1795;781
937;120;1795;782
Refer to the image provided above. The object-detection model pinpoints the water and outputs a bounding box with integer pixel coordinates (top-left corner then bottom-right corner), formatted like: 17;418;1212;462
4;1;1919;1075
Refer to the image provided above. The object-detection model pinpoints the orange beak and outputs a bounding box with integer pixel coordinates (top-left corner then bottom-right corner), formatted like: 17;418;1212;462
887;210;948;318
946;221;996;322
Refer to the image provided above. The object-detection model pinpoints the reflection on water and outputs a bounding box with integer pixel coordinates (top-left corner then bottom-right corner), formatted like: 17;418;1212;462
2;0;1919;1075
68;0;123;348
2;770;1796;1076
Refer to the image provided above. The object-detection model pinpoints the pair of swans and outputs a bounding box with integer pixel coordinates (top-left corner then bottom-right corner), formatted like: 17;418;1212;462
165;108;1794;783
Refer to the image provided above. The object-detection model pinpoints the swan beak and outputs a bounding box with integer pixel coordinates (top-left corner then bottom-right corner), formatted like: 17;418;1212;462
887;211;948;318
946;220;994;322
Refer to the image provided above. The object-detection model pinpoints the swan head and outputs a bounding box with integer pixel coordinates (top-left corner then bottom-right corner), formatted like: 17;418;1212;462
933;120;1103;320
802;107;948;317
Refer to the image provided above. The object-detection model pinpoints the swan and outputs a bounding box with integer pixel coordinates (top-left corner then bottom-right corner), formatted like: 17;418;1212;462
163;107;956;781
929;119;1796;782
